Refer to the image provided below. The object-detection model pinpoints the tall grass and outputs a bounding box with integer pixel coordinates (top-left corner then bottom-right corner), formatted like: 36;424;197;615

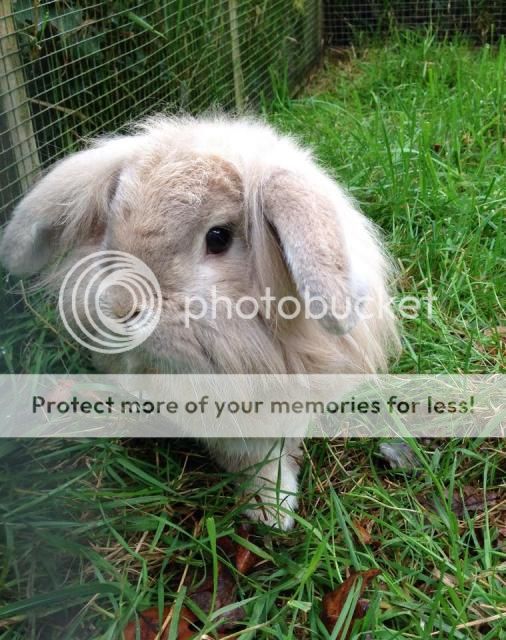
269;30;505;374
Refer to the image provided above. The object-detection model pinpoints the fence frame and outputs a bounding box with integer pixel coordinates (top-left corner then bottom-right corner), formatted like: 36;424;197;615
0;0;40;205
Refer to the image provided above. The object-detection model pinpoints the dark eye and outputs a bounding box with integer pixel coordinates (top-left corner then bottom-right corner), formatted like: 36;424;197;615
205;226;232;255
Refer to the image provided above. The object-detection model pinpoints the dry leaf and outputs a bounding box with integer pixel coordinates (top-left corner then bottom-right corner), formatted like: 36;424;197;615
235;544;258;575
432;568;457;588
353;519;378;547
450;487;501;518
189;563;244;630
122;606;197;640
498;527;506;551
422;486;503;519
321;569;381;638
483;326;506;338
235;524;261;574
355;599;371;618
175;608;200;640
477;326;506;357
353;520;372;545
217;524;261;576
123;525;261;639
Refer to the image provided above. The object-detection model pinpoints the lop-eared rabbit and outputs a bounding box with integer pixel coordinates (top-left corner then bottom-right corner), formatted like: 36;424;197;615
0;116;399;529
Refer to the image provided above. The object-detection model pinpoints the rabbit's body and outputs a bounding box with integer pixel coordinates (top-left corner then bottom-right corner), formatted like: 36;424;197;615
0;116;399;529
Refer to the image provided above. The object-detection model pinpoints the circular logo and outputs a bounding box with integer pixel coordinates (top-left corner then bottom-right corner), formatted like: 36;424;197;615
58;251;162;354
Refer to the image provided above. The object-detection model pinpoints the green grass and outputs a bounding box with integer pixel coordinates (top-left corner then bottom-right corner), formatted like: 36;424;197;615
269;31;505;374
1;32;505;639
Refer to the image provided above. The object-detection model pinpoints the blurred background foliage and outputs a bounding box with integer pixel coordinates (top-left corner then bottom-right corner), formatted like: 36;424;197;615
7;0;320;170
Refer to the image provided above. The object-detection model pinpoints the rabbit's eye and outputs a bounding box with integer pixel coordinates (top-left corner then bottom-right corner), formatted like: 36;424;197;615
206;226;232;255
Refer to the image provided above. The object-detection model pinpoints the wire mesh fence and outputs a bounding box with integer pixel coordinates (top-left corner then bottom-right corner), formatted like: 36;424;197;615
325;1;506;46
2;1;505;223
0;0;323;219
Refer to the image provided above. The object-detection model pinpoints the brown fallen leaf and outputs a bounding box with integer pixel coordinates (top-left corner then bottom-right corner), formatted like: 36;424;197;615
355;599;371;618
176;608;200;640
353;520;372;545
123;525;261;639
483;326;506;338
122;606;198;640
189;563;244;630
421;486;503;520
236;544;258;575
217;524;262;576
321;569;381;638
352;519;378;548
450;487;501;519
498;528;506;553
235;524;262;575
477;326;506;357
432;568;457;588
179;525;262;633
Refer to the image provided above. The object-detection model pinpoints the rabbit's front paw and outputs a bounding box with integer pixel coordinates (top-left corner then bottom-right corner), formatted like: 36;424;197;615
243;460;299;530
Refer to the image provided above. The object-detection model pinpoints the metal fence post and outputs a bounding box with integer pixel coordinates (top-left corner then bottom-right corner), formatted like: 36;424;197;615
228;0;245;111
0;1;40;212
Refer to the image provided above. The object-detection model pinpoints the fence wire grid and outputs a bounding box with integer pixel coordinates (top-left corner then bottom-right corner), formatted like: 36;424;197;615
1;1;505;222
325;1;506;46
0;0;322;218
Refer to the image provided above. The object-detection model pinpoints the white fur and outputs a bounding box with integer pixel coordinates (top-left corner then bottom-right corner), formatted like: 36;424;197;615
0;115;399;529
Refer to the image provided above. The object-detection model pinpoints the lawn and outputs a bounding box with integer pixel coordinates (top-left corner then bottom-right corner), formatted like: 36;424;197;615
0;32;505;639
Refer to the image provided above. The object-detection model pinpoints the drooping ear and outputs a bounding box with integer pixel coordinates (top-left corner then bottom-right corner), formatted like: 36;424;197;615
255;169;368;334
0;136;135;275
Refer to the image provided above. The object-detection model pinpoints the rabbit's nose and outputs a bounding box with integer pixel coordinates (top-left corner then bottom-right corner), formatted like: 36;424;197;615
104;286;141;322
113;305;142;323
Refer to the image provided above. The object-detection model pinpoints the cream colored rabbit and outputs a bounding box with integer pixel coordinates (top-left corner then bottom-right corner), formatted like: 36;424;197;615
0;116;399;529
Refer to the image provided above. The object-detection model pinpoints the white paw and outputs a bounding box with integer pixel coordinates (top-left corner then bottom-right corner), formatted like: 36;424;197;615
245;489;298;530
243;459;299;530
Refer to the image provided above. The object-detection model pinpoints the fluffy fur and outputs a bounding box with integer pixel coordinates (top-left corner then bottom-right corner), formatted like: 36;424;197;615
0;115;399;529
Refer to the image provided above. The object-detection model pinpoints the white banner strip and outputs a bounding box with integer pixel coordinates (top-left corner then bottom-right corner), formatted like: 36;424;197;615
0;374;504;438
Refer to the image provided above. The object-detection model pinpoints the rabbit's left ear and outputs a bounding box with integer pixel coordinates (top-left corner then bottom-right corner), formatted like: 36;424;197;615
0;137;134;276
257;169;367;334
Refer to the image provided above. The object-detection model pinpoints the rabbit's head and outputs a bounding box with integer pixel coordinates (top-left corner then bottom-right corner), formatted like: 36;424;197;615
0;116;399;374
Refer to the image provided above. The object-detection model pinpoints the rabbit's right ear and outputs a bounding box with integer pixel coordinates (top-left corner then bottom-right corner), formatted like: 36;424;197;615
253;168;367;334
0;137;135;275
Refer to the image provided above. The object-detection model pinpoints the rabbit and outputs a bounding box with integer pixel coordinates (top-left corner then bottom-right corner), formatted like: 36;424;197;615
0;115;399;529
